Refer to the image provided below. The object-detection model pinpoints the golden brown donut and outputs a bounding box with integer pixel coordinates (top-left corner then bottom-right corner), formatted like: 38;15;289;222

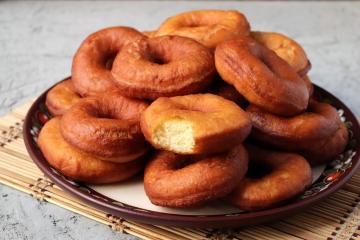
302;123;349;165
208;77;248;108
45;79;81;116
156;10;250;49
142;30;157;38
38;118;144;184
227;145;312;210
251;31;310;75
61;91;149;162
140;94;252;154
111;36;215;100
247;100;341;149
215;36;309;116
144;145;248;208
72;26;144;96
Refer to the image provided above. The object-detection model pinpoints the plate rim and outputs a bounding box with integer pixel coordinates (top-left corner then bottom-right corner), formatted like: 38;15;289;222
23;77;360;228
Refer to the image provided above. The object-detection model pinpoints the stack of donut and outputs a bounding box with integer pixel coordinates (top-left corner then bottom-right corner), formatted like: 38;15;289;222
39;10;349;211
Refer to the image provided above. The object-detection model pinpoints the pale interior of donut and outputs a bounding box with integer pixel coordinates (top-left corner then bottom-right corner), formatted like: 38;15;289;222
153;119;194;153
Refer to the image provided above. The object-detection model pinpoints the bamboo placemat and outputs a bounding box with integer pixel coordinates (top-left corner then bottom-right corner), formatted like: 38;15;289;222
0;101;359;240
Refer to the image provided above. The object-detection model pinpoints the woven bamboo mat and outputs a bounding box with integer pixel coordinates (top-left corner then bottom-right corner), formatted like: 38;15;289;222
0;101;360;240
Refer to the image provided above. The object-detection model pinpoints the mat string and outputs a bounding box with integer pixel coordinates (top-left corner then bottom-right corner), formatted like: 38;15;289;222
0;122;22;147
29;177;54;201
107;214;126;233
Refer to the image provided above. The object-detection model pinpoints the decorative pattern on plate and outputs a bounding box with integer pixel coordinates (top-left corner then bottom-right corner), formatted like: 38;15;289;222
301;109;356;198
29;96;358;212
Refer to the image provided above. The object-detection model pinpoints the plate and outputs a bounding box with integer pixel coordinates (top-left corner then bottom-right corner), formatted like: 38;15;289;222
23;77;360;228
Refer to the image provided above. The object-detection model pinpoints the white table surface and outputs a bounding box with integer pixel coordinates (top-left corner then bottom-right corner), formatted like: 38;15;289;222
0;1;359;239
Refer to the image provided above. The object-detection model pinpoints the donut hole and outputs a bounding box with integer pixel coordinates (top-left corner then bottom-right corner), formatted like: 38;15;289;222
248;43;285;77
104;53;117;70
86;100;134;121
181;15;220;28
95;107;139;121
153;119;194;153
174;104;204;113
105;57;115;70
172;157;197;170
147;49;171;65
145;38;185;65
246;163;272;179
172;100;214;113
253;49;278;73
95;110;118;120
183;22;208;28
150;55;168;65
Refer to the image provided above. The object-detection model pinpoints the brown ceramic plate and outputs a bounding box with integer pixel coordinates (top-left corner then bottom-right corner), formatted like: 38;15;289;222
23;77;360;228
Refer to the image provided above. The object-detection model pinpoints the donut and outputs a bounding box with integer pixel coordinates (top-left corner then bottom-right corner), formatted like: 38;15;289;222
215;36;309;116
140;94;252;154
156;10;250;49
72;26;144;96
45;79;81;116
251;31;311;76
144;145;248;208
142;30;157;38
60;91;149;162
38;118;144;184
111;35;215;100
302;123;349;165
247;100;341;150
227;145;312;210
208;77;248;108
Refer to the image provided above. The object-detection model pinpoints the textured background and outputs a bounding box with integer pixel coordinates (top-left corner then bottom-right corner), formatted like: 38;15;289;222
0;1;359;239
